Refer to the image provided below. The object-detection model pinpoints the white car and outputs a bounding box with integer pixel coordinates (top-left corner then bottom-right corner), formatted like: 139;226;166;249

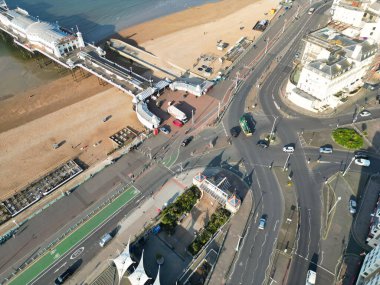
355;158;370;167
360;110;372;117
283;145;295;153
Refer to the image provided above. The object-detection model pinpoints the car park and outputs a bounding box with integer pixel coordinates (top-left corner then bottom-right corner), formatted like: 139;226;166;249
359;110;372;117
355;158;371;167
349;198;357;214
257;140;269;148
283;145;295;153
172;119;184;127
319;146;333;154
160;127;170;134
258;217;266;230
181;136;193;147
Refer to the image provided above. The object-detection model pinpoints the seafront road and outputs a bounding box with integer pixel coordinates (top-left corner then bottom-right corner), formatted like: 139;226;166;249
8;186;139;285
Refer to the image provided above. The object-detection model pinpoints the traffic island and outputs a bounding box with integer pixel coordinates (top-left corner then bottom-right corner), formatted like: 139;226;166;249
268;167;299;285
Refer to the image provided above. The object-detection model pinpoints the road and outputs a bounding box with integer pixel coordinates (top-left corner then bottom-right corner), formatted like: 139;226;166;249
2;0;380;284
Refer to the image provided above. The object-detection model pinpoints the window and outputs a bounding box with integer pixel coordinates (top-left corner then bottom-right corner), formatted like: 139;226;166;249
373;27;376;30
370;32;374;36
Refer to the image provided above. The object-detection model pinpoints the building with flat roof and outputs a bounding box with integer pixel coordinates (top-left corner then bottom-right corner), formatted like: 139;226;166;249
0;6;85;57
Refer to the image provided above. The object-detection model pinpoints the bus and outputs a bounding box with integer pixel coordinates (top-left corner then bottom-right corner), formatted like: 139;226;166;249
239;115;254;136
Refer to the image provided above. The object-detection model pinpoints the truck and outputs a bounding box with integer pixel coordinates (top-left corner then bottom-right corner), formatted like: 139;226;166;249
306;270;316;285
167;105;188;122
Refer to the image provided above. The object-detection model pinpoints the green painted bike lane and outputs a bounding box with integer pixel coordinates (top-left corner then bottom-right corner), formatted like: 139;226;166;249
9;186;139;285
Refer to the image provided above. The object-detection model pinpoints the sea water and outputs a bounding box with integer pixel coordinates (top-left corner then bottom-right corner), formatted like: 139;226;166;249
0;0;216;96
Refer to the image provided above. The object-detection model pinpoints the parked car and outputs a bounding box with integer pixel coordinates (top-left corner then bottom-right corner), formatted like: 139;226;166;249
283;145;295;153
355;158;371;167
181;136;193;147
355;151;368;159
295;52;300;58
349;198;357;214
160;127;170;135
257;140;269;148
359;110;372;117
172;119;184;127
258;217;267;230
319;146;333;154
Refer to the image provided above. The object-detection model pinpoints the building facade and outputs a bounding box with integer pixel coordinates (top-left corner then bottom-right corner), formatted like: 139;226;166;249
356;243;380;285
0;6;85;57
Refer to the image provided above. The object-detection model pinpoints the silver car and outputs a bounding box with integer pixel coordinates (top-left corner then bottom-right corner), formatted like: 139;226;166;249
320;146;333;154
349;199;357;214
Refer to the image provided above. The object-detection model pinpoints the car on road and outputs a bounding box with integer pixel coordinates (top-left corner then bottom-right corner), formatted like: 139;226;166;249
308;7;315;14
99;232;113;247
355;158;371;167
319;146;333;154
363;83;380;91
257;140;269;148
283;145;295;153
172;119;184;127
359;110;372;117
258;217;267;230
230;126;240;137
181;136;193;147
295;52;300;58
305;270;316;285
160;126;170;135
349;198;357;214
355;151;368;159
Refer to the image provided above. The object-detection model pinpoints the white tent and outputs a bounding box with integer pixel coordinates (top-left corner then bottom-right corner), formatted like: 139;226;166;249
128;250;151;285
152;266;161;285
113;238;135;282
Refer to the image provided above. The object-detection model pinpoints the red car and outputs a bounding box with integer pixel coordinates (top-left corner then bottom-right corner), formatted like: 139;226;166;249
172;119;184;127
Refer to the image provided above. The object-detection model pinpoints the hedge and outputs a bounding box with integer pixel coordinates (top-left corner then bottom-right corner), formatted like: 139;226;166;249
188;208;231;255
332;128;363;149
160;186;201;233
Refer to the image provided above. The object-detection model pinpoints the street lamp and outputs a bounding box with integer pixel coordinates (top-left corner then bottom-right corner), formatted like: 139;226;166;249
282;19;287;34
235;235;243;251
342;156;355;176
265;37;269;54
283;153;291;171
328;196;341;216
270;116;278;140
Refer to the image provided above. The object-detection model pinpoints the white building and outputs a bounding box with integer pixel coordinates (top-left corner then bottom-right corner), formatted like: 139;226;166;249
0;6;85;57
331;0;380;42
287;27;377;111
356;243;380;285
135;102;161;130
169;80;214;97
366;195;380;248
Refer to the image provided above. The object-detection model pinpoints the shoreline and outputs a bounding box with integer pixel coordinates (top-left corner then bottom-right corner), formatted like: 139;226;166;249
114;0;266;44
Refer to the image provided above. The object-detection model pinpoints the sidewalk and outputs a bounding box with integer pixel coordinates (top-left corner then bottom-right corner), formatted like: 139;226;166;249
207;190;253;285
75;168;204;285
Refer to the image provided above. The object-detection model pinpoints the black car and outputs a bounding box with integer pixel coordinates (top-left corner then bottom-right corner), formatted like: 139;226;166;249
257;140;269;148
230;127;240;137
181;136;193;147
355;151;368;159
55;269;72;285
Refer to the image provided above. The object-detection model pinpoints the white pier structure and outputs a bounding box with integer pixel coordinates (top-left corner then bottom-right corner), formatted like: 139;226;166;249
0;1;168;129
0;3;151;97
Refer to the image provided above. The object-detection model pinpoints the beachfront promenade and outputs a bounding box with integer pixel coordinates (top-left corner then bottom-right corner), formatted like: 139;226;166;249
7;186;139;285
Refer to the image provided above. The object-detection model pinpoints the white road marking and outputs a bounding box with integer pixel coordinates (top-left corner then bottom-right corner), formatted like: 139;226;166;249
221;121;229;137
320;250;324;265
54;262;67;273
273;219;279;232
70;247;84;260
306;209;311;260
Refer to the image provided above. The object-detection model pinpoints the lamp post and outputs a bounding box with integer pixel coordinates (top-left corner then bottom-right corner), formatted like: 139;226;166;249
342;156;355;176
265;37;269;54
270;116;278;140
328;196;341;216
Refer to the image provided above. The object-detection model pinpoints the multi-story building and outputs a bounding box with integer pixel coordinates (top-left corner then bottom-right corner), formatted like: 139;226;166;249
366;194;380;248
286;27;377;111
0;6;85;58
331;0;380;42
356;243;380;285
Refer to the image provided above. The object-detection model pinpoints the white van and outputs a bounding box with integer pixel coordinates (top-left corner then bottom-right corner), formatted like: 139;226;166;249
99;233;113;247
306;270;316;285
308;8;315;14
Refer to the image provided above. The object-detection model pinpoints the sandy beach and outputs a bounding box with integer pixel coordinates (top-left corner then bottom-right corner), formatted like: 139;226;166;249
118;0;279;75
0;0;280;197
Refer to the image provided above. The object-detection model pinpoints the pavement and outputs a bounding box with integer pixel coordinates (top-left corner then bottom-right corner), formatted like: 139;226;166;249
207;190;253;285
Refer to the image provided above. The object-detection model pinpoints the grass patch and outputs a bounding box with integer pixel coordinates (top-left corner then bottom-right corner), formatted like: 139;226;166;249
188;208;230;255
332;128;363;149
160;186;201;234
